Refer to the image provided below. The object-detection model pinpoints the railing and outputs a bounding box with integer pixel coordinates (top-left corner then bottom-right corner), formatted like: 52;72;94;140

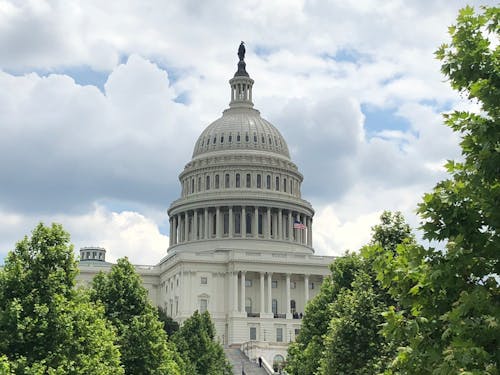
273;313;286;319
260;356;277;374
247;312;260;317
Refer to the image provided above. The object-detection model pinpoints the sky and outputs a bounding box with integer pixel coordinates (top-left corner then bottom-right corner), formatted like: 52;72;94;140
0;0;492;264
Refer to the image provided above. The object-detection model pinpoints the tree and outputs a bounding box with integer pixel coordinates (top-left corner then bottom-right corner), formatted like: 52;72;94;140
369;6;500;374
286;211;414;375
172;310;232;375
0;223;123;374
157;307;180;336
90;257;186;375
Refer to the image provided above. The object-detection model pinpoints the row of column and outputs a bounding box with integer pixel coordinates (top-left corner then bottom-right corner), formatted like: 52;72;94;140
232;271;310;317
169;206;313;247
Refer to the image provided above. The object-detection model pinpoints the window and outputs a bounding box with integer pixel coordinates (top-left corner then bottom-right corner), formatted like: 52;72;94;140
257;174;262;188
290;300;296;314
201;277;207;285
206;175;210;190
198;177;202;192
215;174;219;189
225;173;230;188
290;180;293;194
276;327;283;342
246;212;252;234
250;327;257;340
213;136;216;144
245;279;252;287
223;213;229;234
200;299;208;313
220;134;224;143
229;134;232;143
246;173;251;188
283;178;287;192
258;213;263;235
176;300;179;314
236;173;240;188
176;278;179;286
245;133;249;142
290;281;296;289
253;133;257;143
266;175;271;189
245;298;252;313
261;135;265;143
272;299;278;314
295;328;300;336
237;133;241;142
235;212;241;234
191;178;194;193
275;176;279;191
272;280;278;288
309;282;315;290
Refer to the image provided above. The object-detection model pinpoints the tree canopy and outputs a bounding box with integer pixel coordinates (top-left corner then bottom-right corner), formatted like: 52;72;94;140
172;310;232;375
368;5;499;374
90;257;187;375
0;223;123;374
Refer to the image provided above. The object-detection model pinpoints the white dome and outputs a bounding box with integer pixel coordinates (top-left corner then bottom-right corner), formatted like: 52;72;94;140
192;107;290;159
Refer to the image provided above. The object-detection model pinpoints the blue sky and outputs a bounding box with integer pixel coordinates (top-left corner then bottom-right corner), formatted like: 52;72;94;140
0;0;493;264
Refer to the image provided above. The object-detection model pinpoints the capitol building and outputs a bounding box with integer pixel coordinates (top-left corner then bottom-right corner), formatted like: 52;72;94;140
78;45;334;366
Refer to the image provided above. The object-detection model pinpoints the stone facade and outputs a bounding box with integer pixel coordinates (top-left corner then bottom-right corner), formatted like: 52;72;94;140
78;50;334;366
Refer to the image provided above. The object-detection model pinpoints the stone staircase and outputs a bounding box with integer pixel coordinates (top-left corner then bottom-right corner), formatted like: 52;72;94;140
224;347;268;375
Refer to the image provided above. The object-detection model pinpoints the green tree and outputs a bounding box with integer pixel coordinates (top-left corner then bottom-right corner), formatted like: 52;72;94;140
0;223;123;374
90;257;186;375
157;307;180;336
287;211;413;375
369;6;500;374
172;310;232;375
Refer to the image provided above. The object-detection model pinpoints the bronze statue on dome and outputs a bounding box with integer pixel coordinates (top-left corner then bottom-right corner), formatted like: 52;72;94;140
238;41;245;61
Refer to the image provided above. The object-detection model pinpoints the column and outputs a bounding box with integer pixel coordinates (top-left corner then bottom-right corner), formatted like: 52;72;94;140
278;209;282;240
193;210;198;241
288;211;293;241
242;206;246;238
304;274;309;305
272;211;277;239
184;212;189;242
229;206;233;238
173;216;178;245
254;206;259;237
266;208;271;239
233;271;239;312
286;273;291;319
216;207;221;239
260;272;265;314
240;271;246;314
204;208;209;239
309;217;313;246
267;272;272;314
169;218;173;246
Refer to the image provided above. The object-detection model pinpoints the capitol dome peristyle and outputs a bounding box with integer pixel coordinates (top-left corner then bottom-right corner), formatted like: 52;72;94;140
167;43;314;255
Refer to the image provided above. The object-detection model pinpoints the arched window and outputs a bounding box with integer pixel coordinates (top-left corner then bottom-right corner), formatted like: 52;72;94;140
215;174;220;189
266;175;271;189
228;133;232;143
236;173;240;188
273;355;285;370
245;133;249;142
283;178;287;192
257;174;262;188
198;177;202;192
246;212;252;234
223;213;229;235
253;133;257;143
237;133;241;142
225;173;230;188
191;178;194;193
213;135;216;144
258;213;263;235
220;134;224;143
246;173;251;188
206;175;210;190
275;176;279;191
245;298;252;313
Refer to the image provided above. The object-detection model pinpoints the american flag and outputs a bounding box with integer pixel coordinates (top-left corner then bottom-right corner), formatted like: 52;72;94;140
293;221;306;230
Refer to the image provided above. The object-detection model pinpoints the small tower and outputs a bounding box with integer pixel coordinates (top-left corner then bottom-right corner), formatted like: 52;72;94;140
229;41;254;109
79;246;106;262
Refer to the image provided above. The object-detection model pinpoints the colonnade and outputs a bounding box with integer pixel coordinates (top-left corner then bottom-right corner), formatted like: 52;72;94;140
232;271;311;318
169;206;313;247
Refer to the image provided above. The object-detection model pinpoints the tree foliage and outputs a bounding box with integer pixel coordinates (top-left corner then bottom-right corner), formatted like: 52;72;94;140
157;307;180;337
90;257;186;375
368;6;500;374
287;211;413;375
172;310;231;375
0;223;123;374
